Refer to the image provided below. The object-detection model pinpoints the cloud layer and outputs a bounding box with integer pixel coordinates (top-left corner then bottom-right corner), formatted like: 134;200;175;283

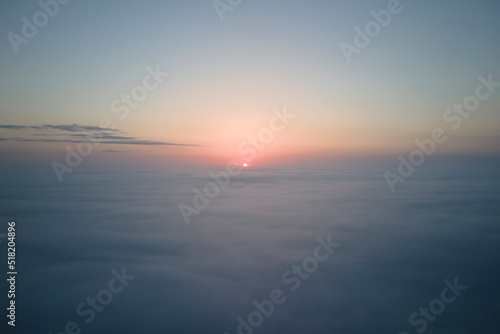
0;165;499;333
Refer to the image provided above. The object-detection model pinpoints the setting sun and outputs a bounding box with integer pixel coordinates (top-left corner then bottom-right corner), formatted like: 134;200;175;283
243;163;248;167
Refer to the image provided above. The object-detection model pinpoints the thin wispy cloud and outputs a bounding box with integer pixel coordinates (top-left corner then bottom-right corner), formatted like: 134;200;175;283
0;124;199;147
69;134;135;140
0;137;198;146
0;124;119;133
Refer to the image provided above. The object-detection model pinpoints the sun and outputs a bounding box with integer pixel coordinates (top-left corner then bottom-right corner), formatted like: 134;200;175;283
243;163;248;167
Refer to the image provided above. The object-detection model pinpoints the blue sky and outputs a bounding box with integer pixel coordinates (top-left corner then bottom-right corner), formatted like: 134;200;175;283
1;0;499;167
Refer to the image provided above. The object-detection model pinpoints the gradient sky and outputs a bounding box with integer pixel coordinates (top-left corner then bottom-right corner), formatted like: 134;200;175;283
1;0;499;168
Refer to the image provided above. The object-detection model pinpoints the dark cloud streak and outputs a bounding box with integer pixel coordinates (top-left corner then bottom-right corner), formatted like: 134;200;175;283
0;124;119;133
0;137;198;146
0;123;199;147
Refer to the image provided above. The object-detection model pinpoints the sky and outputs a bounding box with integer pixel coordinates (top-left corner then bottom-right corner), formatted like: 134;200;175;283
1;2;500;333
1;0;499;169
